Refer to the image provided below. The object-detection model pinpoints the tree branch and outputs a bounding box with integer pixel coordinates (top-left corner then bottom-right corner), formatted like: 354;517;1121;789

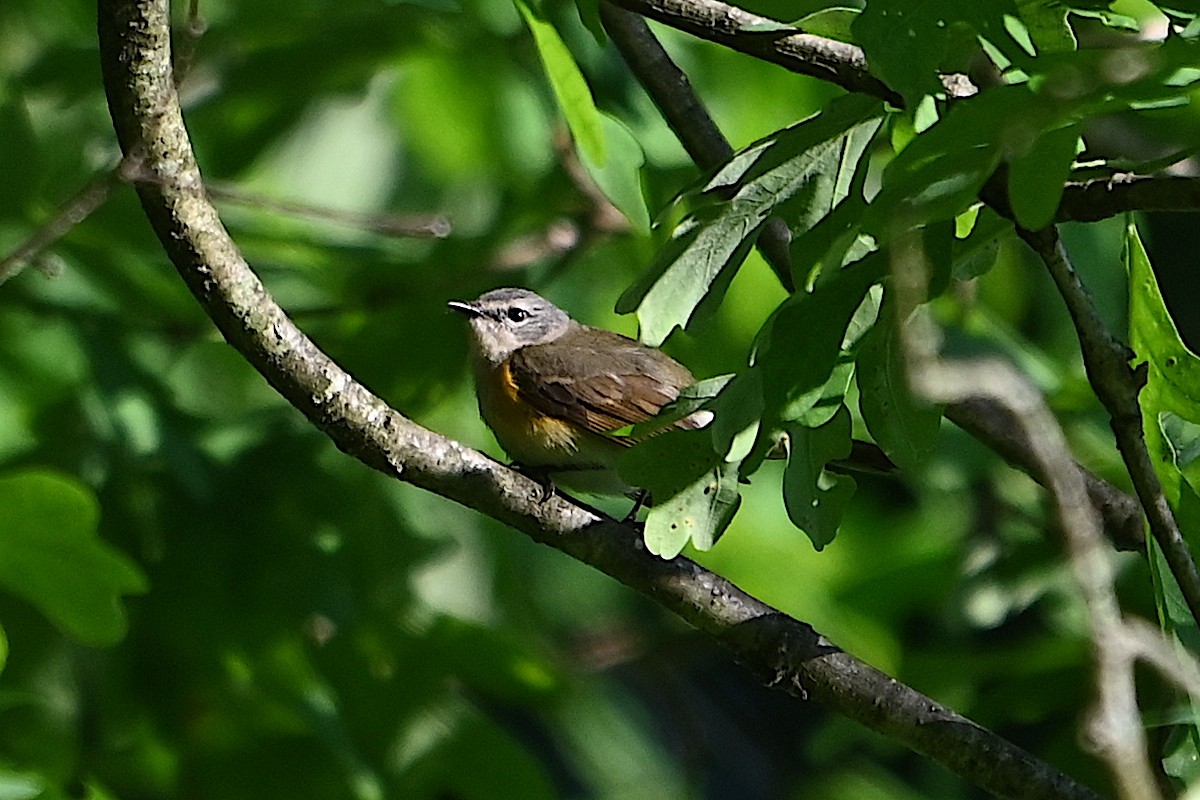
1018;226;1200;628
1057;174;1200;222
892;237;1162;800
605;0;904;106
946;398;1145;553
96;1;1103;797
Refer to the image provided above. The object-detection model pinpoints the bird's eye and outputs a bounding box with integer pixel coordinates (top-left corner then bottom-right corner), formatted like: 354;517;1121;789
506;307;529;323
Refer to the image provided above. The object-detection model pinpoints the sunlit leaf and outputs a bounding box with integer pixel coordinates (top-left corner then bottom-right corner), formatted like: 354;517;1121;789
618;429;740;556
619;95;884;346
516;0;606;166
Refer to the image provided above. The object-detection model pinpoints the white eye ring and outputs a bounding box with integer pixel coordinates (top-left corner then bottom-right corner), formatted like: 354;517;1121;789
506;307;529;322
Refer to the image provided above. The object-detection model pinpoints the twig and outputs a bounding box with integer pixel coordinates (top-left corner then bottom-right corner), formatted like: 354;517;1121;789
1019;226;1200;629
0;155;141;285
96;2;1103;797
1056;174;1200;222
607;0;903;104
207;182;452;238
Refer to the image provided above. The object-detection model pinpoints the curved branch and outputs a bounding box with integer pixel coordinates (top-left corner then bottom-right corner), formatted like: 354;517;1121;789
97;1;1102;798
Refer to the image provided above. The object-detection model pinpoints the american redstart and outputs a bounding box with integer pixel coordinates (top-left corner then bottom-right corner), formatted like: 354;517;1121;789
448;287;713;496
450;287;895;497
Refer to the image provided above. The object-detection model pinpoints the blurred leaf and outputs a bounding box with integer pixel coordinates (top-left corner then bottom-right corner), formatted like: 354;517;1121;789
166;340;285;418
856;294;942;471
782;406;857;550
1007;123;1079;230
619;95;884;346
0;470;146;646
0;94;38;217
516;0;605;166
579;113;649;232
0;769;44;800
0;621;6;677
1015;0;1076;53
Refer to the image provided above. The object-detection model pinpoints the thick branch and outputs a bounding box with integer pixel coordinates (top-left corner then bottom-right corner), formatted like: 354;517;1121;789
97;1;1102;798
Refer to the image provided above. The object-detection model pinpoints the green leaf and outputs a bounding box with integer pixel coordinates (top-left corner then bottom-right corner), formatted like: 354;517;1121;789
1007;123;1080;230
853;0;1021;106
619;95;884;346
797;7;860;42
1015;0;1077;54
578;113;649;232
618;430;740;556
643;461;741;556
758;251;887;424
0;769;45;800
515;0;606;166
856;294;942;470
1128;222;1200;423
0;470;147;646
0;620;7;677
865;86;1060;236
952;207;1009;280
782;406;857;550
709;371;764;463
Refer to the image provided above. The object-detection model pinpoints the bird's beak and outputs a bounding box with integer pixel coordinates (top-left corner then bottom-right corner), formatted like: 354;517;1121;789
447;300;482;318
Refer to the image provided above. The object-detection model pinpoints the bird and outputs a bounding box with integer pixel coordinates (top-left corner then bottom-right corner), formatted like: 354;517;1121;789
448;287;710;497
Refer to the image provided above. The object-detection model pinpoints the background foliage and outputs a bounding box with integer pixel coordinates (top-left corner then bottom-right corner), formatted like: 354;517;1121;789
2;0;1200;797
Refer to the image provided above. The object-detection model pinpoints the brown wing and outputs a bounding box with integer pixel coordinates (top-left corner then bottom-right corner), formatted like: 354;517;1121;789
509;325;695;445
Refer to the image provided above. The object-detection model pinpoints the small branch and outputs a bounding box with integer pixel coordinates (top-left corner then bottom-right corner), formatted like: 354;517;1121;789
0;155;141;285
606;0;905;106
946;398;1144;553
600;2;794;290
97;2;1102;798
207;181;452;238
1018;226;1200;629
1056;174;1200;222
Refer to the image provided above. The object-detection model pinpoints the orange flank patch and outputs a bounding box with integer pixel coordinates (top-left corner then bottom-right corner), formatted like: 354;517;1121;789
474;359;580;465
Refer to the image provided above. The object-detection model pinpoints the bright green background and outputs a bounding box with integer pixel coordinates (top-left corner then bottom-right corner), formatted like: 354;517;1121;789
2;0;1199;797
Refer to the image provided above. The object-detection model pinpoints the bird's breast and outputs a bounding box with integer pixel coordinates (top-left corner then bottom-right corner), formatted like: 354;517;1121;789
473;357;582;466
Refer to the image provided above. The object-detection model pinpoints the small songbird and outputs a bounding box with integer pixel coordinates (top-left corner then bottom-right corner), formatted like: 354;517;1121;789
448;287;709;495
